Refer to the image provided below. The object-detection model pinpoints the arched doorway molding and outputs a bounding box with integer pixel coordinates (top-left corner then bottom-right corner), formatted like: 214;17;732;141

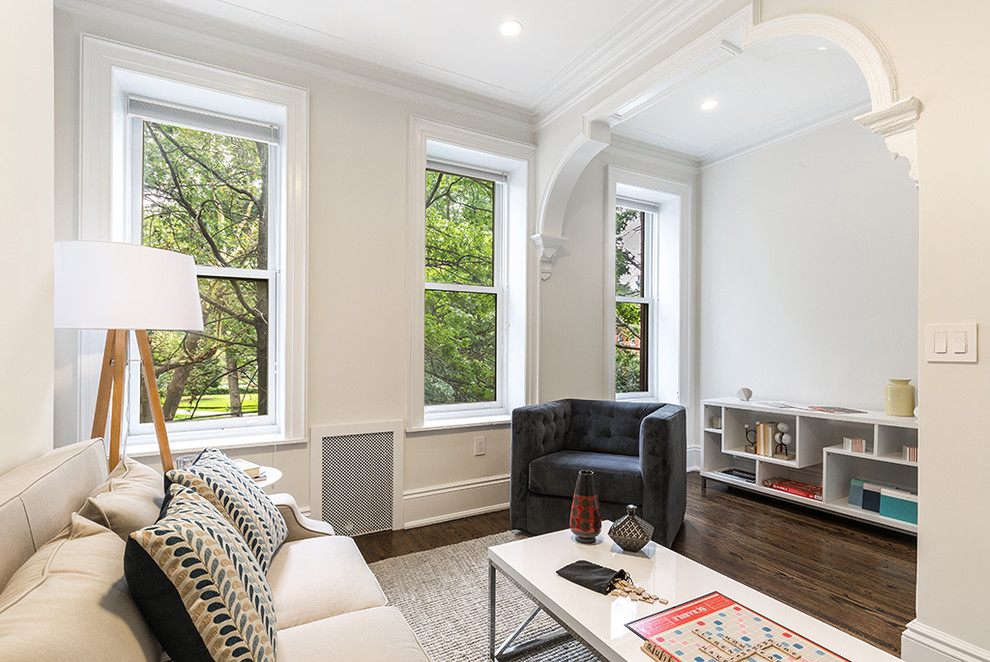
534;2;921;278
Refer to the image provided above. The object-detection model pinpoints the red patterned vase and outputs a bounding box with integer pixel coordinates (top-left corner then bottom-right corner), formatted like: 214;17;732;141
569;469;601;544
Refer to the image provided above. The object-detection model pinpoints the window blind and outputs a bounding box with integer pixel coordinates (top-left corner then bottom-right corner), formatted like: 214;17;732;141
616;196;660;215
128;98;279;144
427;159;508;184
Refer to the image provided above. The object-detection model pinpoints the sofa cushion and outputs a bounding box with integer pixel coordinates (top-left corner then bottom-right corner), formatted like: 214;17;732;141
167;448;287;572
0;513;160;662
567;399;660;456
0;438;107;591
268;535;387;629
528;450;643;505
125;485;276;662
79;456;165;539
277;606;430;662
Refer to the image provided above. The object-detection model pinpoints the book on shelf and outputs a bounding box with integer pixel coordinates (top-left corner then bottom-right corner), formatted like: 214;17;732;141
762;477;823;501
842;437;867;453
714;468;756;483
902;445;918;462
231;458;262;478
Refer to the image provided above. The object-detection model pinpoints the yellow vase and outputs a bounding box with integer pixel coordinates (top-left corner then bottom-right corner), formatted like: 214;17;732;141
885;379;915;417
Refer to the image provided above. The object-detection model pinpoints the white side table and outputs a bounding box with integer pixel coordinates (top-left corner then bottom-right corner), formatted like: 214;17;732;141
253;466;283;489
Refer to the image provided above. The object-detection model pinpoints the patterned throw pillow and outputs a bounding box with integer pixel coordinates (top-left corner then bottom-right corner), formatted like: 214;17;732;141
125;485;276;662
167;449;287;572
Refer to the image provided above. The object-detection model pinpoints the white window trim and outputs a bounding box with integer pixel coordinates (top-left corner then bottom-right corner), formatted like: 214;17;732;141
614;205;657;397
408;118;538;431
78;36;308;453
605;166;692;406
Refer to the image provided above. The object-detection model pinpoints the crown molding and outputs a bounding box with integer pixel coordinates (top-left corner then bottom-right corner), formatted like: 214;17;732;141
56;0;536;136
607;135;702;174
533;0;725;130
702;86;871;168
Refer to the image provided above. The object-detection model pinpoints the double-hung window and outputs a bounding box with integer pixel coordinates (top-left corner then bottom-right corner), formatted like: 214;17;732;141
614;198;658;396
606;166;690;406
77;37;308;450
424;163;505;409
408;119;535;429
127;100;277;432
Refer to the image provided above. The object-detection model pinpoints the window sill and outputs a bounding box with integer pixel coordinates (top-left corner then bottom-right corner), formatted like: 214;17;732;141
406;413;511;434
616;393;662;404
124;432;306;460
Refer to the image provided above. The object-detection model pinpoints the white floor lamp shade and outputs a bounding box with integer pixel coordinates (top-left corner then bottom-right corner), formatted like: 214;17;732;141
55;241;203;331
54;241;204;472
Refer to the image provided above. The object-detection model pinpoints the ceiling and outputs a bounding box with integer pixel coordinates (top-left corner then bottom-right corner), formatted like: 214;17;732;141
122;0;871;165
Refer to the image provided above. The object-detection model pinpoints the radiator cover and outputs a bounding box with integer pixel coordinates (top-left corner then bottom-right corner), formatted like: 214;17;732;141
310;421;403;536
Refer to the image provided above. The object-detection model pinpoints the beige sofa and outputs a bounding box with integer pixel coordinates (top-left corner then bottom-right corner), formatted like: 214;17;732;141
0;438;430;661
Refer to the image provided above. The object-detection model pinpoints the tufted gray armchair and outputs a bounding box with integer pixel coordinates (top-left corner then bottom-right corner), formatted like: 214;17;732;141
510;398;686;547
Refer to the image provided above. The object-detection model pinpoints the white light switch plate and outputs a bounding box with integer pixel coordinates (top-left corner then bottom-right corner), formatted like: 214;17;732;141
926;322;978;363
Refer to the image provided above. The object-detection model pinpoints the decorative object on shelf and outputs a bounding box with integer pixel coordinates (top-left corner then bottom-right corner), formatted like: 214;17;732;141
736;387;753;401
608;505;654;553
772;422;794;459
569;469;601;544
884;378;916;417
710;416;722;430
743;424;757;453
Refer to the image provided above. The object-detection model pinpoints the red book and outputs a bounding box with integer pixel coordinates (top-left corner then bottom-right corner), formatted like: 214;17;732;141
762;477;823;501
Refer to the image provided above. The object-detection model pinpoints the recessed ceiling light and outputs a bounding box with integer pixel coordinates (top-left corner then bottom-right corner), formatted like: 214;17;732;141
499;19;523;37
818;46;829;51
699;99;720;111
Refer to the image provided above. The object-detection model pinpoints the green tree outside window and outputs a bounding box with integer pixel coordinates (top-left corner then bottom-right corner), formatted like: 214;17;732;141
140;121;270;422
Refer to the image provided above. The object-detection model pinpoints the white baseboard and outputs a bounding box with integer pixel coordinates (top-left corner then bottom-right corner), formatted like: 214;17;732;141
402;474;510;529
902;620;990;662
687;445;701;472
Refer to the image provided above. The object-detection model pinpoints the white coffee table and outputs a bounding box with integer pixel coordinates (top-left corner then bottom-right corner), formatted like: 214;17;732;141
488;524;899;662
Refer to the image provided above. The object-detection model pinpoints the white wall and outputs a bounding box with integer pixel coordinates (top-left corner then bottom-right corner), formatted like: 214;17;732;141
52;4;528;517
699;118;919;410
0;3;54;475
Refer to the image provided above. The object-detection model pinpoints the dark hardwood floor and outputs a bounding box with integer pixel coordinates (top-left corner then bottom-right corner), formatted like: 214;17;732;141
355;472;916;656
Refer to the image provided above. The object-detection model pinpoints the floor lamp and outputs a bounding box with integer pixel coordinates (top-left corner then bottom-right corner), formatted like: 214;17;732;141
55;241;204;472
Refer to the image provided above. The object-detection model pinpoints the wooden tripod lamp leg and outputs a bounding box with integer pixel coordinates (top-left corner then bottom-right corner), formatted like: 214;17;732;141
136;330;174;472
108;330;127;472
91;330;116;441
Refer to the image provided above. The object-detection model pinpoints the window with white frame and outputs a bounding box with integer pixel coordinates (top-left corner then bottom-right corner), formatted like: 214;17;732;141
614;197;658;395
78;37;308;450
409;119;534;429
424;163;505;408
126;100;278;433
606;166;690;405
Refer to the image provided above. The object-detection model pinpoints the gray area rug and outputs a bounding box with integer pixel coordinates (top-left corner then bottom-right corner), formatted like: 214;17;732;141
369;531;599;662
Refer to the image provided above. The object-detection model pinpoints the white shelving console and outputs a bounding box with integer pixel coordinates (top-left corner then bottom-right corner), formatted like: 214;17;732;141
700;397;919;534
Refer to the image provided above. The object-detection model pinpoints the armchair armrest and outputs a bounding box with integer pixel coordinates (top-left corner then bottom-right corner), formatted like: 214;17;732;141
510;400;572;531
269;492;336;541
639;404;687;547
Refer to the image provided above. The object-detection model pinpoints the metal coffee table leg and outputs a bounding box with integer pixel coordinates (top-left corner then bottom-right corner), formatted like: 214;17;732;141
489;560;572;660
